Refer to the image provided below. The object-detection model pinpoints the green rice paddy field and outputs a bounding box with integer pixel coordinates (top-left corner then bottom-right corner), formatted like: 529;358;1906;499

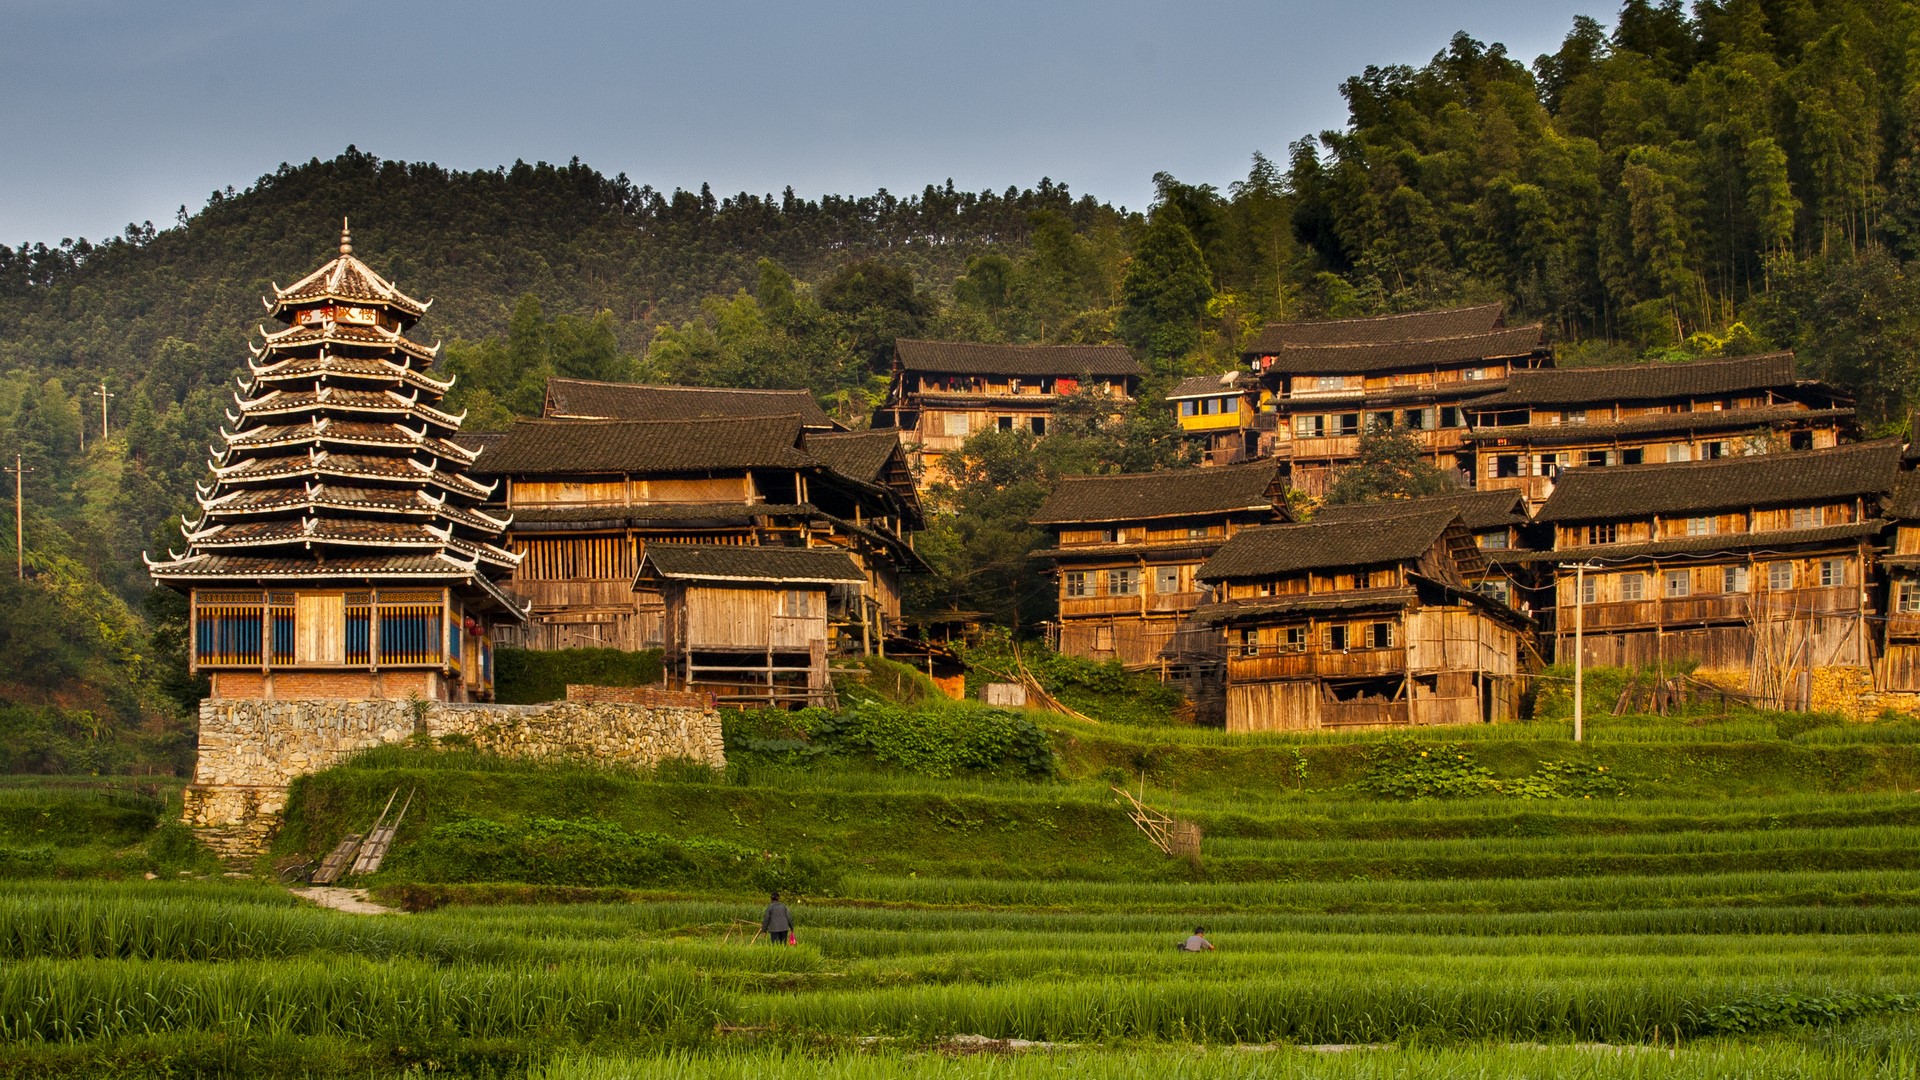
5;708;1920;1077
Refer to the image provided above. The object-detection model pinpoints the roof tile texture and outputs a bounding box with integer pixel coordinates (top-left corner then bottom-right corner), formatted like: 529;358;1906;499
895;339;1143;377
1033;461;1286;525
1198;509;1460;580
1534;440;1903;522
1246;304;1505;352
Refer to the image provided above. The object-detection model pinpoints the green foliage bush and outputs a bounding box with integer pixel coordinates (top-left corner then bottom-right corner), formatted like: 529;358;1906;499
492;647;664;704
394;815;836;893
959;631;1186;726
1356;739;1624;800
815;701;1056;780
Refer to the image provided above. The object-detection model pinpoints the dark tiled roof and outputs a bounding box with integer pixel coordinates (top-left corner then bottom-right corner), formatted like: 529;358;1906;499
1032;461;1286;525
452;432;507;454
805;429;903;485
1890;471;1920;521
637;543;865;584
1246;305;1506;352
1312;489;1528;531
1256;326;1547;375
895;339;1143;377
510;503;810;527
1467;353;1808;409
482;415;811;475
151;552;476;578
1198;509;1459;580
1496;520;1887;564
1168;372;1243;399
1462;407;1855;445
1534;440;1903;522
272;248;429;318
545;378;835;428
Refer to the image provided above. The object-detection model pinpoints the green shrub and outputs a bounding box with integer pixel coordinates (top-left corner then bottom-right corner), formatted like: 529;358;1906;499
817;700;1056;779
957;631;1186;725
492;647;664;704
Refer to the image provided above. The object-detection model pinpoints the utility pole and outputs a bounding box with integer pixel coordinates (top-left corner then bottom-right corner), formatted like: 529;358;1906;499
5;455;31;580
92;382;114;440
1559;561;1600;742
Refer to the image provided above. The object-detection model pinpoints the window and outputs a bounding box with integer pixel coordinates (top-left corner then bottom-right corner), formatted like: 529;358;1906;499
1622;448;1644;465
1791;506;1820;529
1187;525;1210;539
1238;629;1258;657
1108;568;1140;596
1029;417;1047;435
1900;582;1920;613
1667;444;1692;463
1686;517;1714;536
1586;450;1613;468
1294;414;1326;438
943;413;970;437
1665;570;1691;598
1820;559;1846;587
1495;455;1522;478
1620;572;1646;601
1405;407;1435;430
1790;431;1813;450
1587;523;1617;545
1364;622;1393;649
1723;565;1750;593
1327;624;1349;651
1100;528;1119;543
1154;566;1181;594
1563;409;1587;425
1063;571;1089;598
1767;562;1793;590
1315;375;1344;391
1336;413;1362;436
1536;454;1565;477
1282;626;1307;652
1581;575;1597;605
1179;400;1197;417
996;416;1014;432
1440;407;1461;428
1463;368;1486;381
1479;532;1509;550
1478;580;1512;604
783;590;812;617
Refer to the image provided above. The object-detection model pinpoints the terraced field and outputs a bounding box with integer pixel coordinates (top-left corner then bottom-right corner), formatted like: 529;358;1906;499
3;711;1919;1077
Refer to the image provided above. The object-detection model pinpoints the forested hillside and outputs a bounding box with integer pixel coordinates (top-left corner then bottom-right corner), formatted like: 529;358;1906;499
6;0;1920;771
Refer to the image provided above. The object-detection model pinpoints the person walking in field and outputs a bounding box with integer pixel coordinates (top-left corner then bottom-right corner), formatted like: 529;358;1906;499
1181;926;1214;952
761;892;793;945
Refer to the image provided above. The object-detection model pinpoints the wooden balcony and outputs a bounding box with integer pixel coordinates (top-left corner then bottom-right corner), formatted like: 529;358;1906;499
1227;648;1404;682
1323;700;1410;727
1571;587;1860;632
1887;612;1920;641
1060;592;1205;618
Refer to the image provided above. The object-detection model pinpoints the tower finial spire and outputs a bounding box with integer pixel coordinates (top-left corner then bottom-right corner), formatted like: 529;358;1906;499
339;218;352;256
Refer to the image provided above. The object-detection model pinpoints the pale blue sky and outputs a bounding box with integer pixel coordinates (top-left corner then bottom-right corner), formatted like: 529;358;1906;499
2;0;1604;244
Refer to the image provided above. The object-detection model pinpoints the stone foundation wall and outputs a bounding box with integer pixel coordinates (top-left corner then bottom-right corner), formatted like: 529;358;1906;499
184;696;724;859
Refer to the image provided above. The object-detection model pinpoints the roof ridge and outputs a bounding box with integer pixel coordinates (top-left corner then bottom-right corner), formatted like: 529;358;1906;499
1276;324;1543;351
896;337;1133;351
548;377;817;397
1556;436;1900;477
1515;351;1795;376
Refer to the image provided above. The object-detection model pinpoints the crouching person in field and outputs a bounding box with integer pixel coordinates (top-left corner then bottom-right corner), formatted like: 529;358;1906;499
1181;926;1214;952
762;892;793;945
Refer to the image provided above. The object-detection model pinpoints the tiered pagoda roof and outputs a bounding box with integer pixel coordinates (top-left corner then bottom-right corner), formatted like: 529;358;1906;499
147;224;523;613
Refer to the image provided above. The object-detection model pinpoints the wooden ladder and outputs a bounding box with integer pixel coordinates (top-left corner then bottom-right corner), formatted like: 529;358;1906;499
350;787;415;877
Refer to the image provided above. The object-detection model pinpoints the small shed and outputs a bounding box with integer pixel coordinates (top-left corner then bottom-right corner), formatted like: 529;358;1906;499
634;544;866;707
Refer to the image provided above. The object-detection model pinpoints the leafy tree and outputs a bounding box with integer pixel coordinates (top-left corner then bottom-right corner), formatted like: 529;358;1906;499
1324;422;1459;505
1116;213;1213;373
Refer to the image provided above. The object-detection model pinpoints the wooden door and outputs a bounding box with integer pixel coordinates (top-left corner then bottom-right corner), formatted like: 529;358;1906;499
296;593;345;664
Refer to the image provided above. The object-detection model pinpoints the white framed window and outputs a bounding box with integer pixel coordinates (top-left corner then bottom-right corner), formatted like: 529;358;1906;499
1563;409;1587;425
1667;444;1691;463
1580;575;1597;605
943;413;970;437
1154;566;1181;594
1063;571;1089;598
783;589;812;617
1479;532;1509;550
1791;506;1819;529
1179;400;1197;417
1820;559;1846;587
1723;565;1750;593
1665;570;1691;598
1108;568;1140;596
1238;628;1258;657
1326;624;1349;651
1587;523;1617;545
1767;562;1793;590
1463;368;1485;381
1478;580;1512;604
1364;622;1393;649
1620;572;1646;601
1687;517;1713;536
1336;413;1362;436
1899;582;1920;614
1294;414;1326;438
1282;626;1307;652
1315;375;1344;391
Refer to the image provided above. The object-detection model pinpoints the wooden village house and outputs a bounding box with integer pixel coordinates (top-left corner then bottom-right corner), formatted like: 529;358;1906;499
1463;353;1855;508
147;227;524;702
542;377;843;430
1243;305;1550;496
873;339;1143;486
1311;489;1537;610
1192;509;1529;733
634;544;868;705
1167;371;1272;466
1876;471;1920;698
1031;461;1290;667
1517;440;1901;708
471;402;923;653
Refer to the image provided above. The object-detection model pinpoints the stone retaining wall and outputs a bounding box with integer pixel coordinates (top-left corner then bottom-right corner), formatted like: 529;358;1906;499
183;697;724;859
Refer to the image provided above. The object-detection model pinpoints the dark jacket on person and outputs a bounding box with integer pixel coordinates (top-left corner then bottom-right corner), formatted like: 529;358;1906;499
762;900;792;933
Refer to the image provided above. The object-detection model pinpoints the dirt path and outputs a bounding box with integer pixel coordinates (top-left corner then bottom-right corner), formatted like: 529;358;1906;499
291;886;403;915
